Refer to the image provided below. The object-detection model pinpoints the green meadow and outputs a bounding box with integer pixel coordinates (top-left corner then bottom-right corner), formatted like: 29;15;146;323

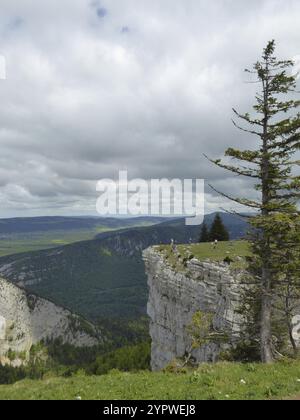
0;361;299;400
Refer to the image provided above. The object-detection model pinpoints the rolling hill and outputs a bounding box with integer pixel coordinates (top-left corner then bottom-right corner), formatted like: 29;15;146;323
0;213;249;321
0;216;169;257
0;216;169;235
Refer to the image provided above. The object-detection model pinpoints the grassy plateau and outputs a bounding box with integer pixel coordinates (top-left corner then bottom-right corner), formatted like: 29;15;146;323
157;241;251;272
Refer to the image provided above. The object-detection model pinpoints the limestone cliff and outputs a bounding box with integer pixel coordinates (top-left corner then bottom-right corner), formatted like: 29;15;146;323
144;247;300;371
0;277;100;366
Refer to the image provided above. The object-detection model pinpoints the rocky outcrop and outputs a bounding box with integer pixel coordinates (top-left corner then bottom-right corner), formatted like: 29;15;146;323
144;247;244;370
0;277;100;366
144;247;300;371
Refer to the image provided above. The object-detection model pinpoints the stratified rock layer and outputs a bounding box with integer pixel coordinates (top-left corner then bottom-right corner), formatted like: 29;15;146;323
144;247;247;370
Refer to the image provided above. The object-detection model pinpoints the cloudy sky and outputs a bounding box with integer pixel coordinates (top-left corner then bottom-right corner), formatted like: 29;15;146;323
0;0;299;217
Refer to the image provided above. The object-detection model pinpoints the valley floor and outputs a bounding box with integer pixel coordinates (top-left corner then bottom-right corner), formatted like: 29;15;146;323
0;361;300;400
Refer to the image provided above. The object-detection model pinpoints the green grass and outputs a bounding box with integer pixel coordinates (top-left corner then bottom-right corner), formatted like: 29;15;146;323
0;361;300;400
159;241;251;261
157;241;251;271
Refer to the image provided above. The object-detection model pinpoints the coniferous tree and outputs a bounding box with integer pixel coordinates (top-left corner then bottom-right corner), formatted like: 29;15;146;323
208;41;300;363
209;214;230;242
199;222;210;242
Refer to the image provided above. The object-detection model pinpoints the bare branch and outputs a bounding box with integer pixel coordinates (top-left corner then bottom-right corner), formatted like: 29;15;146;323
208;184;262;209
232;119;262;137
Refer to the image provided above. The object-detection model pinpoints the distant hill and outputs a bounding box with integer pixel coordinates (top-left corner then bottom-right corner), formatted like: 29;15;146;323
0;216;169;235
0;213;249;321
0;216;171;257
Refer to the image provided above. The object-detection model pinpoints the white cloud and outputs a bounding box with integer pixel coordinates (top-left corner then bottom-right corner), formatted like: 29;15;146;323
0;55;6;79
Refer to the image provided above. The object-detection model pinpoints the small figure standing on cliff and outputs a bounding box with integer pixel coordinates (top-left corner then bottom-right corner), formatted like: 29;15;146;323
171;239;177;253
213;239;218;249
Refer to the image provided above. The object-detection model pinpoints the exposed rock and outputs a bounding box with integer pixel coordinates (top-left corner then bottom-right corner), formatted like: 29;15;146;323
143;247;243;370
0;277;100;366
144;247;300;370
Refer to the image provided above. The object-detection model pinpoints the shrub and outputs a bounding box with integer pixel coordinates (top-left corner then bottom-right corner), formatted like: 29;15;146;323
91;341;151;376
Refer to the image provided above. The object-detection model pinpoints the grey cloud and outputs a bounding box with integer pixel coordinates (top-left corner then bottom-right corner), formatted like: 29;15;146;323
96;8;108;19
0;0;299;217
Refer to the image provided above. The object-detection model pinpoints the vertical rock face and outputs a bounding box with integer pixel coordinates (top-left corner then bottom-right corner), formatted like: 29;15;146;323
143;248;246;371
144;247;300;371
0;277;100;366
293;315;300;347
0;315;6;340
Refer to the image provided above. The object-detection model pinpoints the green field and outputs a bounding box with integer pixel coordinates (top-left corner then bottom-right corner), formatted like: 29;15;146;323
0;361;300;400
0;230;100;257
0;222;157;257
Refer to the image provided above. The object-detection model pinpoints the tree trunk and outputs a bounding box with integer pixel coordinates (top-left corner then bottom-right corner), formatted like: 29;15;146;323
260;272;273;363
260;65;274;364
260;181;273;362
